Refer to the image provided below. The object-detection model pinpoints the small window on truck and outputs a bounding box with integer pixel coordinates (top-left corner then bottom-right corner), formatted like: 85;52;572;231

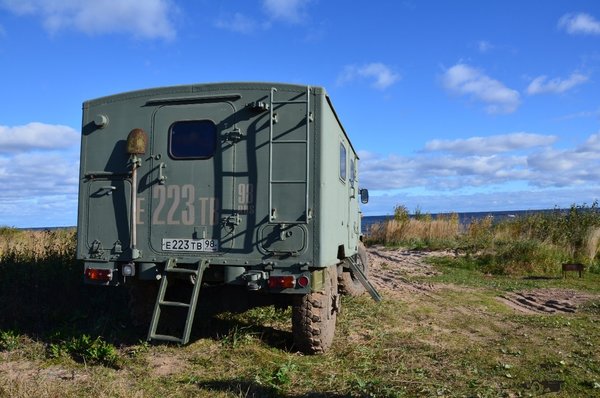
340;143;347;182
169;120;217;159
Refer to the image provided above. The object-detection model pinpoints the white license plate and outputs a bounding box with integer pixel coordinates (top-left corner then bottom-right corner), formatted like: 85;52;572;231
161;238;218;252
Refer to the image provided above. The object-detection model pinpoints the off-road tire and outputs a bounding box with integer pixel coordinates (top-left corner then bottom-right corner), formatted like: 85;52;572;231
292;266;339;354
339;242;369;296
128;280;158;328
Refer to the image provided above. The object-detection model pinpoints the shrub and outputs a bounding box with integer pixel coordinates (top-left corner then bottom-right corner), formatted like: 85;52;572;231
0;330;20;351
48;334;119;367
367;203;600;276
480;240;566;276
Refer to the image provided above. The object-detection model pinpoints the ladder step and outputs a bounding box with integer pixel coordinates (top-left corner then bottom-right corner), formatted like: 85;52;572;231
272;100;308;104
149;334;184;344
165;268;198;274
159;300;190;308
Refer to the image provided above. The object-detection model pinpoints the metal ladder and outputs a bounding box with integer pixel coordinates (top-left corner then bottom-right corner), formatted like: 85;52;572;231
147;258;208;344
268;86;311;223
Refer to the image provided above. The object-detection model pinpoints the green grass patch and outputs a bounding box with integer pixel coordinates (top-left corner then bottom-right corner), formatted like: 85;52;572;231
427;255;600;293
47;334;120;368
0;330;20;352
1;225;600;397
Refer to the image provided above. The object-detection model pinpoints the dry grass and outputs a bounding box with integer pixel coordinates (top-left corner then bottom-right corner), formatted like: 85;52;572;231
367;216;460;248
0;225;599;396
585;227;600;265
1;286;599;397
367;204;600;275
0;228;75;263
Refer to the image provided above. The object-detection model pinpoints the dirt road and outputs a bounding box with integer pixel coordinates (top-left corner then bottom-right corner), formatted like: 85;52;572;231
366;245;597;314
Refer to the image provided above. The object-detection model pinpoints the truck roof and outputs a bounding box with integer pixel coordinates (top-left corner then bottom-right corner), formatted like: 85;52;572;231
83;82;325;107
83;82;358;158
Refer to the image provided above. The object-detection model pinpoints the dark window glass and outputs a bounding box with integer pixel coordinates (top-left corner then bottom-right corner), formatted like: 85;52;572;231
169;120;217;159
340;143;347;181
350;158;356;182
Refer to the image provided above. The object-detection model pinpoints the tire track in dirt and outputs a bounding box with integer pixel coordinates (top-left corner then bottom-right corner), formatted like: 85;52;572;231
366;246;441;298
499;289;595;314
365;246;598;314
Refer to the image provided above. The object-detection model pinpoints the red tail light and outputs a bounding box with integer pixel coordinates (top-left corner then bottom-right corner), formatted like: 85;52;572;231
297;275;310;288
85;268;113;282
268;276;295;289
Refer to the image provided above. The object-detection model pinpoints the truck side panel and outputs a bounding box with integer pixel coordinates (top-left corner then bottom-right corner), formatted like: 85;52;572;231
316;96;360;268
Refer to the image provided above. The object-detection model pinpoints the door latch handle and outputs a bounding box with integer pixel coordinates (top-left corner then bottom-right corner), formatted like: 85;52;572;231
99;186;116;195
158;163;166;184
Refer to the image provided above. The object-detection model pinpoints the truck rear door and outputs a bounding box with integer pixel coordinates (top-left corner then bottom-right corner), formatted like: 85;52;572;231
148;102;236;255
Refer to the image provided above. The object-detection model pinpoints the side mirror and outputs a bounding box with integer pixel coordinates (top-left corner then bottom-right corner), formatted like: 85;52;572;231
359;188;369;204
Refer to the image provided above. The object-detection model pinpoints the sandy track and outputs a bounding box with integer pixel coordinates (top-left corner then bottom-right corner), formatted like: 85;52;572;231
365;245;598;314
366;245;442;298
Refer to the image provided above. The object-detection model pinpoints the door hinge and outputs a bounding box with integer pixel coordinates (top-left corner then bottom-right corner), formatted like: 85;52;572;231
224;128;243;143
91;239;102;253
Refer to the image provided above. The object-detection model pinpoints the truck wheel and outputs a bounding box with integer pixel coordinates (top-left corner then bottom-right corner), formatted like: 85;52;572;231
339;242;369;296
128;280;158;328
292;266;339;354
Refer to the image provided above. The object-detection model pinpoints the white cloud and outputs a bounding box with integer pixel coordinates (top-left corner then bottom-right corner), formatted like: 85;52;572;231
526;72;589;95
0;122;79;152
262;0;310;23
216;0;312;34
558;12;600;35
442;63;520;114
477;40;493;53
425;133;557;155
557;107;600;121
338;63;400;90
215;12;262;34
0;0;176;39
359;131;600;192
365;188;600;216
0;122;80;227
360;151;528;191
577;133;600;152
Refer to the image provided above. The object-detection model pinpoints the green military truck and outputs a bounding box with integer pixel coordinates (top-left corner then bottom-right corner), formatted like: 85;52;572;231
76;82;378;354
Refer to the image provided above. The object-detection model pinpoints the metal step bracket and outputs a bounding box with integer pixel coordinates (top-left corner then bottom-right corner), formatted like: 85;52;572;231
347;257;382;302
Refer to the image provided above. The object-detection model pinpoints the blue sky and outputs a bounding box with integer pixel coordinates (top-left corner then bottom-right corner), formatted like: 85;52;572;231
1;0;600;227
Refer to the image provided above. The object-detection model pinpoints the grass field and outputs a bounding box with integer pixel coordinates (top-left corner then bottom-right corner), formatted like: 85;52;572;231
366;203;600;276
1;226;600;397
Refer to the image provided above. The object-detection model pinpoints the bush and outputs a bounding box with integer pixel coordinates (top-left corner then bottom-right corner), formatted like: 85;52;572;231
367;203;600;276
48;334;119;367
0;330;20;351
478;240;566;276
